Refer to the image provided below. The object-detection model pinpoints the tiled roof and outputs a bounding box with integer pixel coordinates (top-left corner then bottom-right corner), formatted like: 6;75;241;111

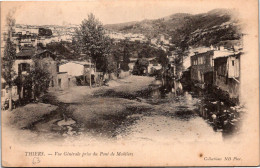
213;50;239;59
16;48;36;57
16;48;55;59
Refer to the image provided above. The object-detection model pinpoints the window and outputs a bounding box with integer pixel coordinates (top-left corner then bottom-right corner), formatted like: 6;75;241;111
232;60;235;66
199;57;203;65
58;79;61;88
18;63;30;75
22;63;30;72
211;59;214;67
51;80;54;87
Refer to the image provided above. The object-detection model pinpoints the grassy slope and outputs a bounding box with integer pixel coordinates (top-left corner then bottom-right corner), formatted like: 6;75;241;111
104;9;241;47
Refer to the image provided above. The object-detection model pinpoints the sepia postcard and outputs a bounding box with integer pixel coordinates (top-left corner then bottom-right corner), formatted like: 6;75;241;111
1;0;259;167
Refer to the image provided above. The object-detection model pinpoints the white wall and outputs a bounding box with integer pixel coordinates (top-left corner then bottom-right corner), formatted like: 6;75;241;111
228;56;240;78
59;62;84;76
128;63;135;71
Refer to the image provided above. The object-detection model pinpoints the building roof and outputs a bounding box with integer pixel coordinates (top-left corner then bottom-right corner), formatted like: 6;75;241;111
213;51;241;60
213;50;237;59
58;60;93;67
16;48;56;60
129;58;138;62
71;61;93;65
191;50;214;58
35;50;57;60
16;47;36;58
191;49;239;59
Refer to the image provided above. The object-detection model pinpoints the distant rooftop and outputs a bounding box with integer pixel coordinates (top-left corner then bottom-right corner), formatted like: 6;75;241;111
16;47;56;59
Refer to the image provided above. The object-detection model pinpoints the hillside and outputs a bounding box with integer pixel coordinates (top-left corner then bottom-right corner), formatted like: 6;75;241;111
104;9;242;49
105;13;191;38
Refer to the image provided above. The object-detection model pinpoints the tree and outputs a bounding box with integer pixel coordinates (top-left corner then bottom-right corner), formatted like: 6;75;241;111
138;48;149;58
2;11;16;110
75;13;114;85
103;54;117;74
111;39;131;73
133;58;149;75
157;49;168;67
75;13;111;71
121;41;130;71
24;59;51;101
111;43;122;76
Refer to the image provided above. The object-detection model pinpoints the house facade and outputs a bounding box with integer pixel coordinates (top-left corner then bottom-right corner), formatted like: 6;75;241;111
190;49;237;87
213;53;241;101
190;50;214;86
1;48;59;105
11;48;58;101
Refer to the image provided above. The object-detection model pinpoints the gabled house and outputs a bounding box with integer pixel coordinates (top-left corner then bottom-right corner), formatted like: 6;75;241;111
14;48;58;100
2;47;59;105
14;46;35;76
15;48;58;84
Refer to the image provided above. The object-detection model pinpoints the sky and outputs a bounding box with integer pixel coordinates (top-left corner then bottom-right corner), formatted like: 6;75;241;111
1;1;232;26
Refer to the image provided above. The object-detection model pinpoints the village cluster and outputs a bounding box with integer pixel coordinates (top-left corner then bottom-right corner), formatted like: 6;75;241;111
1;21;242;110
0;25;165;109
